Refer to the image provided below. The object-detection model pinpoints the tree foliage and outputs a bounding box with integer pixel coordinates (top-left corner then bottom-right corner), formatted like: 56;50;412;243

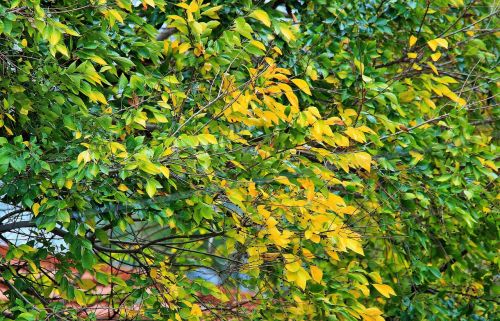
0;0;498;320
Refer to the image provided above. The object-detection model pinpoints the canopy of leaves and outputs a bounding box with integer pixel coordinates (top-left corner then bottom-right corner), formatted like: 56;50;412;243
0;0;498;320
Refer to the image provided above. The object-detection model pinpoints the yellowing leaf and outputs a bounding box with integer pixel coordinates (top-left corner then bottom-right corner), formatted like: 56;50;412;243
202;5;223;19
407;52;417;59
291;78;312;95
33;203;40;217
56;44;69;57
108;9;124;23
279;23;296;42
145;180;157;198
110;142;126;154
198;133;217;145
310;266;323;283
88;91;107;105
412;63;422;71
409;35;417;48
427;38;448;51
409;150;424;164
373;283;396;298
249;9;271;27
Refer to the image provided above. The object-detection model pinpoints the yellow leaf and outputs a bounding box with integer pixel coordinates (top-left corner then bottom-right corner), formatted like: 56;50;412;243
355;152;372;172
407;52;417;59
360;307;385;321
159;165;170;178
64;179;73;189
21;39;27;47
373;283;396;298
431;52;441;61
250;40;266;51
90;55;108;66
118;184;129;192
344;127;366;143
190;303;203;316
285;266;311;290
440;86;466;107
198;134;217;145
427;38;448;51
310;266;323;283
484;160;497;171
399;90;415;103
56;44;69;57
345;238;364;256
48;29;62;45
88;91;107;105
176;2;190;10
144;0;155;8
279;23;296;42
188;0;199;13
427;62;438;75
33;203;40;217
424;97;436;109
412;63;422;71
273;46;282;55
409;150;424;163
145;180;157;198
333;133;349;147
409;35;417;48
291;78;311;95
77;150;91;164
108;9;124;23
249;9;271;27
201;5;223;19
110;142;126;154
178;43;191;54
368;271;383;284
